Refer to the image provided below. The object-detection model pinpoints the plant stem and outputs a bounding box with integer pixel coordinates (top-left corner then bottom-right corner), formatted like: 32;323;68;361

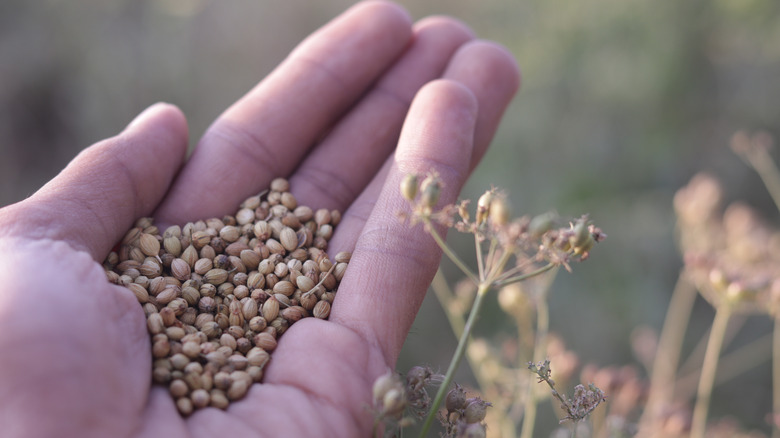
675;331;772;398
519;289;550;438
741;146;780;214
774;317;780;438
493;263;556;288
640;272;697;426
425;219;478;284
475;233;485;281
419;283;491;438
690;303;733;438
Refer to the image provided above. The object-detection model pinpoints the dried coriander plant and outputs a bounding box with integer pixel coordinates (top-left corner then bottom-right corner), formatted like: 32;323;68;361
102;178;349;415
377;172;606;437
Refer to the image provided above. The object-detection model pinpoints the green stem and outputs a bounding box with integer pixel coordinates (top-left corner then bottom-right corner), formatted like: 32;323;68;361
690;303;733;438
519;290;550;438
424;219;478;284
419;283;491;438
774;317;780;438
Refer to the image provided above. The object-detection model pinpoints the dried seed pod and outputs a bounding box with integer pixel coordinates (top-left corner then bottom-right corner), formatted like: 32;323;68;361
228;354;249;370
464;398;491;423
333;262;348;282
127;283;149;304
176;397;193;416
273;293;291;307
299;292;318;311
242;299;259;320
181;286;200;306
273;280;294;297
180;307;197;326
152;339;171;358
201;321;222;339
180;245;198;268
219;226;241;243
153;367;172;384
191;231;211;249
253;221;271;240
190;389;210;409
139;260;162;278
446;383;467;413
198;296;217;314
210;389;229;409
225;242;250;257
170;258;191;281
226;379;249;401
182;341;201;359
279;227;298;252
265;239;285;255
240;250;261;270
215;313;230;329
159;307;177;326
163;236;182;257
147;313;165;334
236;337;252;354
169;378;189;399
295;275;314;293
420;174;441;210
184;362;204;375
262;297;280;321
281;306;307;323
270;177;289;192
248;316;267;333
233;285;250;300
246;272;266;290
316;224;333;240
170;353;190;370
313;300;331;319
253;332;277;351
247;365;264;382
246;348;270;367
269;317;288;336
235;208;255;225
139;233;161;257
314;209;331;226
204;269;228;285
166;326;186;342
400;173;419;201
334;251;351;264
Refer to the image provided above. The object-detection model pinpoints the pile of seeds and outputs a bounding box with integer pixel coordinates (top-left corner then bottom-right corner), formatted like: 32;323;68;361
103;178;349;415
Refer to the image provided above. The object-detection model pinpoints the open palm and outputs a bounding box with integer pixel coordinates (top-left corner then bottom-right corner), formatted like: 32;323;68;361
0;2;519;437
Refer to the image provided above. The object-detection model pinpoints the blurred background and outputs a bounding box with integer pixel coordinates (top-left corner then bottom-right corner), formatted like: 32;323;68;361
2;0;779;434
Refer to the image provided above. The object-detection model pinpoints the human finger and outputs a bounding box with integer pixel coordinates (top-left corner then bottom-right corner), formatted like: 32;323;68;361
330;79;478;365
327;40;520;257
155;1;413;225
0;103;189;260
288;16;474;212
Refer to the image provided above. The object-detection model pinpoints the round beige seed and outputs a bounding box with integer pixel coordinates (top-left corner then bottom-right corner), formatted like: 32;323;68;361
313;300;331;319
191;389;210;409
176;397;193;416
139;233;161;257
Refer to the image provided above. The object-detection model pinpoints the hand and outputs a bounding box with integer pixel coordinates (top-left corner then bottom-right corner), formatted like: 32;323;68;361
0;2;519;437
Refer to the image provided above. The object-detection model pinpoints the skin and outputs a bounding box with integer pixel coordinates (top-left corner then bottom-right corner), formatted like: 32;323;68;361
0;2;519;437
